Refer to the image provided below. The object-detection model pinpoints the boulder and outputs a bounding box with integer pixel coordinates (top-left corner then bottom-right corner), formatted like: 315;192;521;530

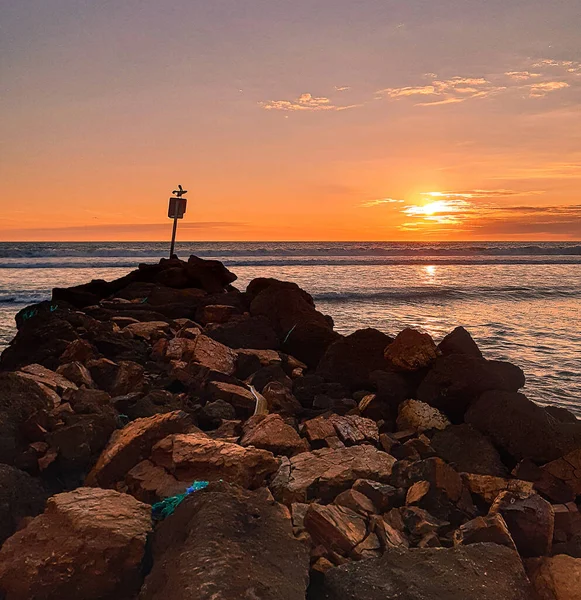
123;321;171;340
466;391;581;463
205;315;280;350
19;363;79;394
526;554;581;600
0;487;151;600
197;399;237;429
270;445;396;505
85;410;192;488
317;328;393;389
189;334;238;375
462;473;534;504
542;449;581;496
59;339;96;364
384;328;439;372
304;503;368;555
0;464;47;545
453;514;517;550
88;358;145;396
261;381;303;416
368;370;411;417
328;414;379;446
513;459;576;504
352;479;400;512
150;433;279;489
431;424;508;477
240;414;309;456
489;491;555;557
438;326;482;358
317;543;533;600
56;361;95;388
196;304;241;325
333;488;378;516
139;481;309;600
418;355;525;420
396;399;451;433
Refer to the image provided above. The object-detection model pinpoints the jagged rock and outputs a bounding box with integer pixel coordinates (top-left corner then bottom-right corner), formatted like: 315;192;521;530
0;372;56;464
114;389;185;421
88;358;145;396
399;506;450;540
189;334;238;375
333;488;378;516
329;414;379;446
490;491;555;557
384;328;439;372
261;381;303;416
125;459;189;503
56;361;95;388
351;532;382;559
19;363;79;394
466;391;581;463
369;514;409;549
85;410;193;488
198;399;237;429
304;503;368;555
0;488;151;600
123;320;171;340
438;326;482;358
139;481;309;600
270;445;396;504
247;278;340;368
317;328;393;390
454;514;517;550
462;473;534;504
150;433;279;488
59;338;96;364
542;449;581;496
431;424;508;477
248;364;293;393
0;464;47;545
352;479;400;512
316;543;534;600
205;380;256;414
396;399;451;433
240;414;309;456
302;415;339;447
205;315;280;350
196;304;241;325
526;554;581;600
552;503;581;543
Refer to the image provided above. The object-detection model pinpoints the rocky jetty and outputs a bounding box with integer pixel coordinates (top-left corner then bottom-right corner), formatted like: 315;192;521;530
0;254;580;599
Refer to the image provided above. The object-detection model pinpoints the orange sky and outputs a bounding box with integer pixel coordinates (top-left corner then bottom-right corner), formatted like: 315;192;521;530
1;1;580;241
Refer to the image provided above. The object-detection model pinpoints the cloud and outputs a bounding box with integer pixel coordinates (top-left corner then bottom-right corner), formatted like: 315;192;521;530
361;198;405;207
335;86;351;92
528;81;570;97
505;71;542;80
261;93;357;112
533;59;581;74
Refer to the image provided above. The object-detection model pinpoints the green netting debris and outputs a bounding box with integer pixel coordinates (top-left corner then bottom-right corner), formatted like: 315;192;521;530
151;480;209;520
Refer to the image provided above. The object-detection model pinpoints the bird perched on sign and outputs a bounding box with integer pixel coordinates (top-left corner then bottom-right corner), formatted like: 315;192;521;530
172;184;187;197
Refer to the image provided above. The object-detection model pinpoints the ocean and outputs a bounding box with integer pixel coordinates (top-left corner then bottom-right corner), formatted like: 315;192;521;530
1;241;579;414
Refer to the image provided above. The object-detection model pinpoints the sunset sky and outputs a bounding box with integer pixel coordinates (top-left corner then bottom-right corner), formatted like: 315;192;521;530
1;0;580;241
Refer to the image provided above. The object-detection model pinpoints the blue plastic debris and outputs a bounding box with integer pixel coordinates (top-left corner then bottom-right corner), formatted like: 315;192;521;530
151;480;210;520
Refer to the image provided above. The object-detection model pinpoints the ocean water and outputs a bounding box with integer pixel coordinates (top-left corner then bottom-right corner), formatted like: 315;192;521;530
1;241;580;414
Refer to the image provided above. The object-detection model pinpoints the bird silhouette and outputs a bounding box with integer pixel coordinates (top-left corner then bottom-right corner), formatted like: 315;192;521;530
172;184;187;197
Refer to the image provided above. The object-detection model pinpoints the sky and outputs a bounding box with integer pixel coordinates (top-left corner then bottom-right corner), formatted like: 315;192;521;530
1;0;580;241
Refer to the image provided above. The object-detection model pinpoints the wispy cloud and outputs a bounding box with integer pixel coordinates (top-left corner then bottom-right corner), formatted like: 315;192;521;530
533;59;581;74
261;93;357;112
505;71;542;80
335;86;351;92
361;198;405;207
528;81;570;97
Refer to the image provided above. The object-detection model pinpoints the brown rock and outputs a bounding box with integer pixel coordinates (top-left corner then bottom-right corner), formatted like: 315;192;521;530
329;414;379;446
302;415;337;447
490;491;555;557
352;479;400;512
270;445;396;505
304;503;367;555
370;514;409;549
438;326;482;358
151;433;279;489
526;554;581;600
351;533;382;560
240;414;309;456
397;399;450;433
123;320;171;340
86;410;192;488
512;459;575;504
542;449;581;496
125;459;188;503
190;334;238;375
462;473;535;504
56;361;95;388
454;513;517;550
197;304;240;324
384;328;439;372
206;380;256;414
139;481;309;600
59;338;95;363
466;391;581;463
333;488;378;516
88;358;145;396
0;487;151;600
261;381;302;416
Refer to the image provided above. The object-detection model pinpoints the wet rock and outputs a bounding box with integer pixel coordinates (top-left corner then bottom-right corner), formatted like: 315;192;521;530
454;513;517;550
0;487;151;600
526;554;581;600
438;326;483;358
418;355;525;421
139;481;309;600
490;491;555;557
205;315;280;350
384;328;439;372
396;399;451;433
431;423;508;477
317;328;393;390
151;432;279;488
85;410;192;488
466;391;581;463
304;503;368;556
317;543;533;600
0;464;47;545
270;445;396;505
240;414;309;456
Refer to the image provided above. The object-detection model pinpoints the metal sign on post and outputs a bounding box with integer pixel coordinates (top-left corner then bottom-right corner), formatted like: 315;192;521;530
168;184;187;258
